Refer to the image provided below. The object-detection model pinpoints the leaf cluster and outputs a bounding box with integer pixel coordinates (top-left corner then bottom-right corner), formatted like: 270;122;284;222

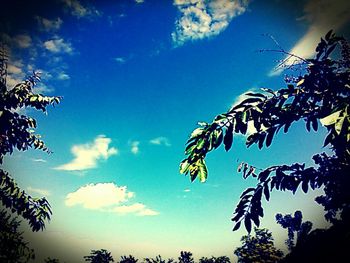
180;30;350;232
0;47;60;231
0;209;35;263
84;249;115;263
0;169;51;231
198;256;230;263
275;211;312;251
0;71;61;162
234;228;283;263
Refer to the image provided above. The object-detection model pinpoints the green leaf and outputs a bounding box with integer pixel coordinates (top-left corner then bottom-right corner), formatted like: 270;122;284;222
240;187;255;198
245;92;267;99
266;127;276;148
311;118;318;131
335;117;345;135
180;159;190;174
232;221;241;231
197;159;208;183
302;180;308;193
258;132;266;149
238;97;263;106
263;183;270;201
258;170;271;182
320;110;342;126
325;29;333;41
224;123;234;151
244;215;252;233
212;129;223;149
189;128;204;140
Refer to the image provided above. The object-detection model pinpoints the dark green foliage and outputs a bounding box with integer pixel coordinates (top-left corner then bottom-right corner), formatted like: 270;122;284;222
178;251;194;263
199;256;230;263
84;249;114;263
0;47;60;231
0;209;35;263
180;30;350;233
144;255;174;263
234;228;283;263
0;169;52;232
44;258;61;263
275;211;312;251
280;219;350;263
120;255;138;263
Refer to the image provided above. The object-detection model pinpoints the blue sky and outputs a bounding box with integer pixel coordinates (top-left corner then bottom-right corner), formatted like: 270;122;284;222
1;0;350;261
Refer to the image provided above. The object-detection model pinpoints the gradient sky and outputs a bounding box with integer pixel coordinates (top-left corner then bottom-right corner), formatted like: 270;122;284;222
1;0;350;262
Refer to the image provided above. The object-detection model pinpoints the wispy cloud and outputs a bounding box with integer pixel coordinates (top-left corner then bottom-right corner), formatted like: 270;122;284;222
54;135;118;171
65;182;158;216
111;203;159;216
36;17;63;32
149;137;171;147
130;141;140;155
269;0;350;76
27;186;51;196
6;60;25;88
57;71;70;80
31;158;47;163
172;0;250;45
135;0;145;3
13;34;32;49
61;0;100;18
44;37;73;54
114;57;126;64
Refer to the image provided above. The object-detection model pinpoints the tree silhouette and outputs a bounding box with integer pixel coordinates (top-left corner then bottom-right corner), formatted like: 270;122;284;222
275;210;312;251
180;30;350;233
144;255;174;263
178;251;194;263
0;209;35;262
120;255;138;263
0;47;61;231
279;219;350;263
234;228;283;263
44;258;61;263
84;249;114;263
199;256;230;263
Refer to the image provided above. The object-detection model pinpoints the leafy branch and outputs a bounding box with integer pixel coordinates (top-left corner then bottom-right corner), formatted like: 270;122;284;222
180;30;350;232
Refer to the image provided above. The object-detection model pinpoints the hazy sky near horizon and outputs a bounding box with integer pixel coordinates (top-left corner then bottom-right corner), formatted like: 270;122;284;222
1;0;350;262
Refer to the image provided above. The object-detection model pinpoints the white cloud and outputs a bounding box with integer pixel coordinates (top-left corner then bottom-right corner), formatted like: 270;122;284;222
27;186;51;196
32;158;47;163
37;17;63;32
131;141;140;154
269;0;350;76
65;183;134;209
61;0;100;18
184;188;191;192
7;64;22;75
13;34;32;48
44;38;73;54
135;0;145;3
6;60;25;88
33;84;54;94
57;71;70;80
54;135;118;171
114;57;126;64
65;183;159;216
149;137;171;146
172;0;250;45
111;203;159;216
